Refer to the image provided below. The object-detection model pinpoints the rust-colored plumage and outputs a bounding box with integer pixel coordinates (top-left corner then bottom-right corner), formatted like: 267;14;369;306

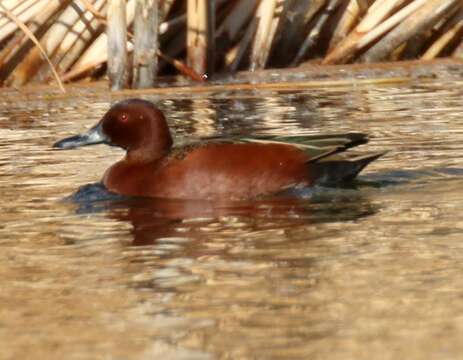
54;98;384;200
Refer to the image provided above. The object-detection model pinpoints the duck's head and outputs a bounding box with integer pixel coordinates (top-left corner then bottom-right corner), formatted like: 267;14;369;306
53;99;173;158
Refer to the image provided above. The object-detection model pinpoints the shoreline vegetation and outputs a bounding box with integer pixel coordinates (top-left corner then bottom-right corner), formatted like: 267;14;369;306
0;0;463;92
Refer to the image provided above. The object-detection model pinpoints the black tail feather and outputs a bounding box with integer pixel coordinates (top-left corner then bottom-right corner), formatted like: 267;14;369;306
308;151;386;185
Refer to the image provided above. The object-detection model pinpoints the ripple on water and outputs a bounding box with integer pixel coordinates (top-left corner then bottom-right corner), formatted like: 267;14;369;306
2;77;463;359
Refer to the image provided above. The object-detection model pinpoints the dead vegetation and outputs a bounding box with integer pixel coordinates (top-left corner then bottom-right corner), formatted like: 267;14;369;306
0;0;462;91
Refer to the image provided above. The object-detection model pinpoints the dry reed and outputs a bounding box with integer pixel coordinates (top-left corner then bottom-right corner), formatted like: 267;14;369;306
0;0;462;89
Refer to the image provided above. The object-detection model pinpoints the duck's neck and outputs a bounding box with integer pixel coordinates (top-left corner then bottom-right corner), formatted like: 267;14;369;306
126;128;173;164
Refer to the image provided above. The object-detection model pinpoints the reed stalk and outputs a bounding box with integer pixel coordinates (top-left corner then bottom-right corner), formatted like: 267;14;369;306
323;0;410;64
329;0;361;51
0;0;46;42
66;0;134;81
216;0;257;43
270;0;326;67
133;0;159;88
422;8;463;60
0;0;69;82
107;0;129;90
62;1;202;83
249;0;280;71
80;0;106;19
357;0;429;50
10;0;96;85
55;0;107;75
361;0;460;62
452;32;463;59
227;17;257;72
293;0;343;65
187;0;210;75
0;1;65;92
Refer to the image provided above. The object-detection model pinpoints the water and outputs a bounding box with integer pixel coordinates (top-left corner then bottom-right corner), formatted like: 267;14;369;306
1;73;463;359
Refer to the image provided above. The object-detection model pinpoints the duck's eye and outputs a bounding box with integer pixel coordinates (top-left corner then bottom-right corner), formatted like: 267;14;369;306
120;113;128;122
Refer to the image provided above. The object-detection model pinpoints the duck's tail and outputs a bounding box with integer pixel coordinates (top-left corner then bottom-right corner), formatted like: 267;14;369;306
307;151;386;185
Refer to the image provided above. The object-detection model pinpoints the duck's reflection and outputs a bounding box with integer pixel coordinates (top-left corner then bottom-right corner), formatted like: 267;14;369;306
70;182;378;246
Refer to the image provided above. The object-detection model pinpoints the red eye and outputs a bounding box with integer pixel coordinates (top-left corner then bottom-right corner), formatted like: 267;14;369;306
120;113;128;122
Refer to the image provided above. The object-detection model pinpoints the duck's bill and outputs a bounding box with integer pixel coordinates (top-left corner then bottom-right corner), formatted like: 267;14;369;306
53;123;108;149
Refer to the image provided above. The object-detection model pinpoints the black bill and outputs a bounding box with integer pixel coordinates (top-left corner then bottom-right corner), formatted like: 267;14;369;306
53;123;108;149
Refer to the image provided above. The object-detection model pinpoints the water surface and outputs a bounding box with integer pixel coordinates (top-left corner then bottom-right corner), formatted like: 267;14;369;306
1;73;463;359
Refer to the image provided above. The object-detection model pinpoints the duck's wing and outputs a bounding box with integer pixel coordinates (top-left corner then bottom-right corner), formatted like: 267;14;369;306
238;133;385;183
246;132;369;159
203;132;369;158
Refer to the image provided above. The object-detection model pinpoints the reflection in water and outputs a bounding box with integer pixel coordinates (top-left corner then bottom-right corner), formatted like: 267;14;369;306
71;185;378;246
189;98;217;137
2;74;463;358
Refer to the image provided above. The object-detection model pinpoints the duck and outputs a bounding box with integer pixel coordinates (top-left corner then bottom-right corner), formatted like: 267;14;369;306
53;98;384;200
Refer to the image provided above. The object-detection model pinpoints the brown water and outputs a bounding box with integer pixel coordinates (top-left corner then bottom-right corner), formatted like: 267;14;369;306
2;74;463;359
